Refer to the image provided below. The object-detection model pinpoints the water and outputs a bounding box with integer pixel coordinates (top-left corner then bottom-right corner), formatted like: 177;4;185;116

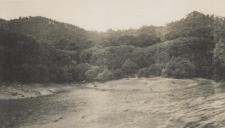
0;93;71;128
1;78;225;128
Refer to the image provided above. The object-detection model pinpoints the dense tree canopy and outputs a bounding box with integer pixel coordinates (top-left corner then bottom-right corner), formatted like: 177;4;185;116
1;11;225;83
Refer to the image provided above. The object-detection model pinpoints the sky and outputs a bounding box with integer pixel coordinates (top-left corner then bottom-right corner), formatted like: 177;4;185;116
0;0;225;31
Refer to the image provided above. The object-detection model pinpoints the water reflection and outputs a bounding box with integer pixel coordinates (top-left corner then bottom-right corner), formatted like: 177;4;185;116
0;93;70;128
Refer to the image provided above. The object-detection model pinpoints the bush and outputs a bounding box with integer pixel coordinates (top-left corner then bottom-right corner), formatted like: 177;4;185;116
95;68;113;81
112;69;126;79
137;68;149;77
48;66;69;82
85;66;102;81
122;59;139;75
137;64;163;77
61;69;73;82
213;61;225;80
161;57;196;78
71;63;91;81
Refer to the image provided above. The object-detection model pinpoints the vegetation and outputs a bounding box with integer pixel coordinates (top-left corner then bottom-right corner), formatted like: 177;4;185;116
1;11;225;83
161;57;197;78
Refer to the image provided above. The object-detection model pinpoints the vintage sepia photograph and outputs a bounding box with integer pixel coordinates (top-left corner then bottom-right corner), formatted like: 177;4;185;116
1;0;225;128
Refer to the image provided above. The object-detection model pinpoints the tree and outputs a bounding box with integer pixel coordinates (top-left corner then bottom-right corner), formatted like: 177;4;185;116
162;57;196;78
122;59;139;75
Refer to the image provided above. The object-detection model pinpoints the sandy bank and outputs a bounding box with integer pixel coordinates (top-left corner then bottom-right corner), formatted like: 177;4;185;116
0;83;71;100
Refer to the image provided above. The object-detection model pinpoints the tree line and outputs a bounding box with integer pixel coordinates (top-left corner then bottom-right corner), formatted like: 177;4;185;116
1;11;225;83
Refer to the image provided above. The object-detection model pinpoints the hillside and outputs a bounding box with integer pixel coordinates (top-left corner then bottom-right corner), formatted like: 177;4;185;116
1;11;225;83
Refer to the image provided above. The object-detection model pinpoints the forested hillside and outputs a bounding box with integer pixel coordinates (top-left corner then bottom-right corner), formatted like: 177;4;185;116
1;11;225;83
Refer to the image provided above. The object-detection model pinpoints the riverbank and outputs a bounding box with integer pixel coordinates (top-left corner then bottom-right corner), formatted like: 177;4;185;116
1;77;225;128
0;83;72;100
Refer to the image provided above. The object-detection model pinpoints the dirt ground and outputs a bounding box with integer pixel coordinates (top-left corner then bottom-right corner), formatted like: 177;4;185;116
1;77;225;128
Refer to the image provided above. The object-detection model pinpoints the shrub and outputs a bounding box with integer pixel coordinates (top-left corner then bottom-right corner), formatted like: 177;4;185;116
71;63;91;81
112;69;126;79
61;69;73;82
95;68;113;81
149;64;164;76
137;68;149;77
85;66;102;81
48;65;72;82
122;59;139;75
137;64;164;77
161;57;196;78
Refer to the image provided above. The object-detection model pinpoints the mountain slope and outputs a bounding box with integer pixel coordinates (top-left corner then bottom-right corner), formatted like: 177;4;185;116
1;11;225;83
1;16;92;50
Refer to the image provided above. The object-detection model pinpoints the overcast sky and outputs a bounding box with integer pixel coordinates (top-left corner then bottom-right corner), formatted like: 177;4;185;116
0;0;225;31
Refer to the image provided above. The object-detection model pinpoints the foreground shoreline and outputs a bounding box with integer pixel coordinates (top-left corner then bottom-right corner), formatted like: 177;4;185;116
1;77;225;128
0;83;73;100
0;77;222;100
